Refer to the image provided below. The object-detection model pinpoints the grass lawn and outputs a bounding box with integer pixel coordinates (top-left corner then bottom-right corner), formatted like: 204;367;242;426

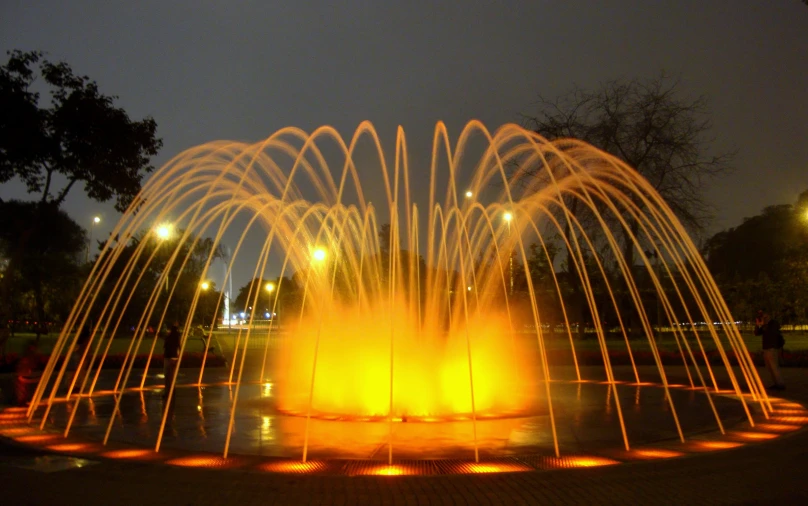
2;332;213;356
540;331;808;353
3;329;807;358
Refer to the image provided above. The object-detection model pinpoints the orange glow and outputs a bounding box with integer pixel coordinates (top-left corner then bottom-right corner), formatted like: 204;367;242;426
631;448;683;459
47;443;94;452
0;427;36;436
0;413;25;420
166;456;241;468
771;408;807;415
2;407;28;412
693;441;742;450
365;465;409;476
564;456;620;467
465;463;530;474
102;449;156;459
772;402;804;409
770;416;808;424
15;434;60;443
731;431;777;441
258;461;325;473
756;423;801;432
277;302;536;419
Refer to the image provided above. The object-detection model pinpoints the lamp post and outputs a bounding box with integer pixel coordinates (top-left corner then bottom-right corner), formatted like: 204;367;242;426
154;223;173;293
86;216;101;262
265;282;276;327
199;281;210;326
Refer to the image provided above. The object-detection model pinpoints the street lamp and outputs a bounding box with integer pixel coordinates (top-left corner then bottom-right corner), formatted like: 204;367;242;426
265;282;275;293
86;215;101;262
155;223;173;240
465;190;473;199
154;223;173;292
200;281;210;291
312;247;327;263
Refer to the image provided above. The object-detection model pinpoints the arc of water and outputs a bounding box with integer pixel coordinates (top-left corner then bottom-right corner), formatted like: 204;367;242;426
591;164;767;418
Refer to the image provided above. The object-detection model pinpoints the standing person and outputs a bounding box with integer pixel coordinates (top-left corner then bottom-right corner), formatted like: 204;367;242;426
15;341;41;406
162;324;181;400
67;324;92;389
754;310;785;391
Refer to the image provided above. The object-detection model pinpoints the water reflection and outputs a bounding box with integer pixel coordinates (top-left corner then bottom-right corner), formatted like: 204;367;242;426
35;376;749;460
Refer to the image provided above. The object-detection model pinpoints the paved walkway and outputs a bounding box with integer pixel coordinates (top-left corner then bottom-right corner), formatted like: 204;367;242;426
2;366;807;505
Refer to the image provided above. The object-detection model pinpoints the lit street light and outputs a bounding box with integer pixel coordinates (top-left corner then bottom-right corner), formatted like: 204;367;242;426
465;190;473;199
154;223;174;292
312;247;327;262
86;215;101;262
265;282;276;293
155;223;173;240
200;281;210;291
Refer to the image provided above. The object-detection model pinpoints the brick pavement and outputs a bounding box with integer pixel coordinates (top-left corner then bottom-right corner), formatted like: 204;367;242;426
1;366;807;505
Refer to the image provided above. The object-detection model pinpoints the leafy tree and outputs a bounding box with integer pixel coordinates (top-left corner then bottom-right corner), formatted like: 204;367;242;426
90;229;224;330
705;190;808;323
0;200;85;338
234;277;276;315
0;50;162;211
1;50;163;326
234;276;301;321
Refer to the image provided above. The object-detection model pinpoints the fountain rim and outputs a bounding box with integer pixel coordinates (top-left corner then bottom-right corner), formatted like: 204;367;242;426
2;382;807;476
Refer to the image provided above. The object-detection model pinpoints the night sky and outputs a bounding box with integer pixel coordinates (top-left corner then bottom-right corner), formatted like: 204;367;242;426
1;1;806;287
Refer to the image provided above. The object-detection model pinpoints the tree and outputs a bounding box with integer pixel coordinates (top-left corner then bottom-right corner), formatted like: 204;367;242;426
523;74;732;233
1;50;163;326
234;278;277;316
234;275;301;322
90;229;225;330
0;200;86;338
704;190;808;323
521;75;733;334
1;50;162;211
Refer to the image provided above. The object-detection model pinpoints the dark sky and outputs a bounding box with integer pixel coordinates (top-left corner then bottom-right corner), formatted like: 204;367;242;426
2;1;807;288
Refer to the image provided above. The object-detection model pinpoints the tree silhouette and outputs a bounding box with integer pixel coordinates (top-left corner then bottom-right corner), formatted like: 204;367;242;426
521;74;734;335
1;49;163;327
1;50;162;211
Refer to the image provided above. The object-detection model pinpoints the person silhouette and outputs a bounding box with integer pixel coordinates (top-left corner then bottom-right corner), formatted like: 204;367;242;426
162;324;181;400
754;310;785;391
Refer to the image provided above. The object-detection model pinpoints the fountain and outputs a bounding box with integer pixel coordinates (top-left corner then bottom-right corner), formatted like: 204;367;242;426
10;121;796;473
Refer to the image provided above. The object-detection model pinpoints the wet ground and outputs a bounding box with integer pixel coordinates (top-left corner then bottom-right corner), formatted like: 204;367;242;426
35;365;748;460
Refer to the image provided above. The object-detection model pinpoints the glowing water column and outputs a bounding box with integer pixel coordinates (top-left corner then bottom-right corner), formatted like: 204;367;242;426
504;211;513;296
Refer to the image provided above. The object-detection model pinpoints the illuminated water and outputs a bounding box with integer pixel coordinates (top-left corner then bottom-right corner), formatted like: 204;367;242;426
29;121;771;463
